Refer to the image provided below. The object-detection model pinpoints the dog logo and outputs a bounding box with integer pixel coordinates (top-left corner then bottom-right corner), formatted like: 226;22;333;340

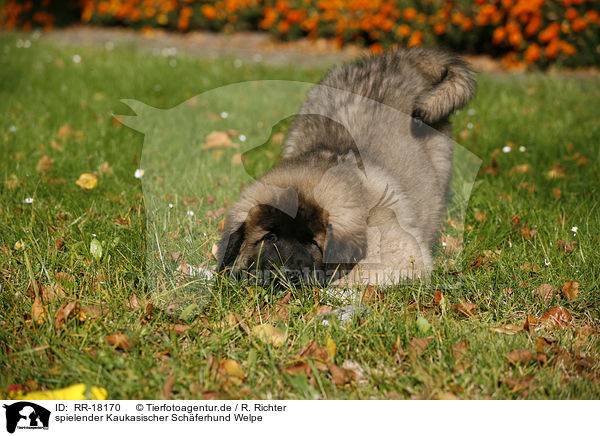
3;402;50;433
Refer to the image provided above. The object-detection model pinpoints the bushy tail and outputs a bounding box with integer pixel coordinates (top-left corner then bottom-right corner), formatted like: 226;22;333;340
407;48;476;125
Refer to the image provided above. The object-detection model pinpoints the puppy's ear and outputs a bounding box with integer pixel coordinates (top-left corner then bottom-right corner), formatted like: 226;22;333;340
323;225;366;266
217;222;246;271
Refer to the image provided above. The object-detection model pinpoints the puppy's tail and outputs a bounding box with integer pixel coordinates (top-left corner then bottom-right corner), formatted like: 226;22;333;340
407;48;476;125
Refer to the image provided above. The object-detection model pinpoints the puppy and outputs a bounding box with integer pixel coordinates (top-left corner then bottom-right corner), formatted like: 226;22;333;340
217;47;475;286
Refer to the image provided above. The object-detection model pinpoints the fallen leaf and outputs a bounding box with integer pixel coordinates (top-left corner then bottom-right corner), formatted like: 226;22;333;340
505;349;536;364
56;124;74;139
523;314;539;333
252;324;286;347
41;284;65;303
97;161;113;176
31;297;46;324
50;140;64;151
520;262;540;273
552;187;562;200
75;173;98;190
473;211;487;222
510;163;530;174
160;373;176;400
36;155;54;173
452;340;469;360
326;336;337;361
342;360;365;381
202;131;239;150
90;238;103;261
281;361;312;376
454;302;478;318
409;337;433;356
491;323;523;334
231;153;243;166
546;162;565;179
12;383;107;400
5;174;19;190
557;240;577;253
539;306;572;328
533;284;556;301
54;301;79;328
362;285;385;304
561;280;579;300
297;340;329;365
218;359;245;381
327;361;354;386
166;323;191;336
106;334;138;350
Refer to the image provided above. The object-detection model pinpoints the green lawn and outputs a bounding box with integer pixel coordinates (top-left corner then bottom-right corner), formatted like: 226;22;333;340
1;32;599;400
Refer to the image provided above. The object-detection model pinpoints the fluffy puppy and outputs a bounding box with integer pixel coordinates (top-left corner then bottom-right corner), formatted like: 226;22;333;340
217;47;475;286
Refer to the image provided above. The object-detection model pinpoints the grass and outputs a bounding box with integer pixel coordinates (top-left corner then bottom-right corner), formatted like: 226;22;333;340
1;31;599;400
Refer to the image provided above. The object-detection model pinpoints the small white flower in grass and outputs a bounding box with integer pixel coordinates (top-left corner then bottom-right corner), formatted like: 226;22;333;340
519;146;526;152
502;145;511;153
9;125;16;133
72;54;82;63
16;39;23;48
467;108;476;116
23;40;31;48
545;258;551;266
23;197;34;204
238;134;247;142
467;122;474;129
14;240;25;250
441;241;447;247
134;169;145;179
187;210;194;216
220;112;229;119
168;203;174;209
571;226;578;233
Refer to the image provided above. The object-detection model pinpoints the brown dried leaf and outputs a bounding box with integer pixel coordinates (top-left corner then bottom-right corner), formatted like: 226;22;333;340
106;334;138;350
539;306;572;328
561;280;579;300
281;361;312;376
327;361;354;386
56;124;74;139
202;131;239;150
54;301;79;328
159;373;176;400
409;337;433;356
297;340;330;364
252;324;286;347
520;262;540;273
532;284;556;301
454;302;478;318
452;340;469;360
166;324;191;336
491;323;523;335
505;349;536;364
31;297;46;324
552;187;562;200
557;240;577;253
36;155;54;173
523;314;539;333
41;284;65;303
510;163;530;174
474;211;487;222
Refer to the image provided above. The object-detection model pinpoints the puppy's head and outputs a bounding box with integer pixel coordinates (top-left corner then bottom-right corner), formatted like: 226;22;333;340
217;163;367;286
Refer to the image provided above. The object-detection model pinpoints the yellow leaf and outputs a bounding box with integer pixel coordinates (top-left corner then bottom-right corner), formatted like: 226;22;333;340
31;297;46;324
252;324;286;347
218;359;245;380
326;336;337;360
75;173;98;190
14;383;107;400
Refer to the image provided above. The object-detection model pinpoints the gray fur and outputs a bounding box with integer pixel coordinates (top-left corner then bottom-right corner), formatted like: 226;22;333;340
218;47;475;286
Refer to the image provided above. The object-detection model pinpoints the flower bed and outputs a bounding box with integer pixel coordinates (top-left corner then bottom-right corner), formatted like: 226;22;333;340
2;0;599;67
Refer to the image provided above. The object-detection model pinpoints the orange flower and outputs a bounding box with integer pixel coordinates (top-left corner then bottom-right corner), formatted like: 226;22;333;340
508;30;523;46
201;4;217;20
538;22;560;43
571;17;587;32
407;30;423;47
369;42;384;54
545;39;560;59
492;27;507;45
585;10;598;23
451;12;464;25
402;7;417;21
433;23;446;35
277;19;290;34
565;8;578;21
396;24;411;38
260;7;278;29
559;41;576;55
524;43;541;63
524;15;542;36
286;9;305;25
461;18;474;31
